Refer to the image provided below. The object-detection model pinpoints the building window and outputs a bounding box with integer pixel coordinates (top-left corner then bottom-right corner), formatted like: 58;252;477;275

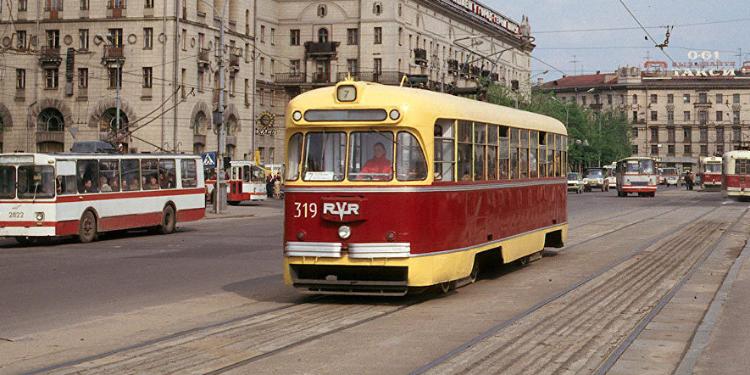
143;67;152;88
683;145;691;156
717;127;724;142
145;0;153;8
632;94;637;104
290;29;300;45
79;29;89;50
374;58;382;74
16;30;26;49
374;27;382;44
46;30;60;48
270;59;275;77
699;111;708;125
108;28;123;46
258;88;264;106
632;111;637;124
620;95;626;105
650;127;658;142
347;28;358;45
716;93;723;104
45;69;59;89
198;69;205;91
717;144;724;154
668;127;676;142
317;4;326;17
733;94;741;104
650;145;659;156
594;94;600;104
346;59;357;73
244;79;249;105
683;127;691;142
259;56;265;75
717;111;723;122
734;111;741;125
650;111;657;121
398;3;402;16
16;69;25;89
607;94;613;105
650;94;657;104
19;0;27;11
317;28;328;43
699;93;708;104
683;93;691;103
700;127;708;142
398;27;403;46
260;25;265;43
632;145;638;155
700;144;708;156
582;96;587;106
667;94;674;104
144;28;153;49
684;111;691;122
373;2;382;15
270;28;275;45
78;68;88;88
667;110;674;124
108;67;121;89
733;127;741;141
632;127;639;138
668;145;675;156
290;59;300;74
181;29;186;50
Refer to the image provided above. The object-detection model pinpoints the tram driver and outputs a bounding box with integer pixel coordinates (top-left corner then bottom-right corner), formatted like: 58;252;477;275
359;142;392;180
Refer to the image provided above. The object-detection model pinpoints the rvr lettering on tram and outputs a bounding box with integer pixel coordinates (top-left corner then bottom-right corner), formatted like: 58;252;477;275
322;202;360;221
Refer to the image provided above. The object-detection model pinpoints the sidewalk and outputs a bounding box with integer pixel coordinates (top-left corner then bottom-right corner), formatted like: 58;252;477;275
203;199;284;220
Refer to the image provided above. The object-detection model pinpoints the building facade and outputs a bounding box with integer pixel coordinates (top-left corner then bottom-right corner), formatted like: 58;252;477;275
0;0;532;164
541;63;750;171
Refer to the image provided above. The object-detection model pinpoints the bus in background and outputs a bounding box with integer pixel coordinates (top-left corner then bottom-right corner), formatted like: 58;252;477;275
282;80;568;296
722;151;750;200
226;161;267;205
0;153;204;244
616;157;658;197
699;156;722;190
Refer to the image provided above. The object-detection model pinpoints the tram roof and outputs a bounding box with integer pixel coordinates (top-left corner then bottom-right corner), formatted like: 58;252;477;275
617;156;657;162
287;81;567;135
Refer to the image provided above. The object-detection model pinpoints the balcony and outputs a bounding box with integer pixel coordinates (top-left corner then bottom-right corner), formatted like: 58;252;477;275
447;59;459;74
36;131;65;144
38;46;62;68
198;48;211;70
336;71;406;86
414;48;427;67
694;101;712;108
229;53;240;72
106;1;126;18
101;46;124;67
304;41;339;58
275;72;306;85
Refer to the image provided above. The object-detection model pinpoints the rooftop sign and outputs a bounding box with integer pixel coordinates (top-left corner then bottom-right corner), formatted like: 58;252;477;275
446;0;521;34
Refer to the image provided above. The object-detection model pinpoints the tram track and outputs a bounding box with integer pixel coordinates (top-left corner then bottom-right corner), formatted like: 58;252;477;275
412;205;744;375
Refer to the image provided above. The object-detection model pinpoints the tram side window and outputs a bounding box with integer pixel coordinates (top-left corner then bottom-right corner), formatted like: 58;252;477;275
303;132;346;181
396;132;427;181
159;159;176;189
520;130;529;178
546;134;555;178
736;160;750;175
181;159;198;188
286;133;302;181
458;121;473;181
539;132;547;178
141;159;160;190
0;166;15;199
242;166;251;182
487;125;499;180
474;123;486;181
499;126;510;179
561;136;568;175
17;166;55;199
122;159;141;191
77;160;99;193
530;131;539;178
99;160;120;192
434;120;455;182
510;128;519;179
555;134;563;176
348;131;394;181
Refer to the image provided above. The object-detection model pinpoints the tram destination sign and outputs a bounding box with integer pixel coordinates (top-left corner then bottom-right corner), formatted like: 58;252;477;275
444;0;520;34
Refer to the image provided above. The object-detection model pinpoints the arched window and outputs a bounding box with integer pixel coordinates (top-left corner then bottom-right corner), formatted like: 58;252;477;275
317;4;327;17
318;28;329;43
193;111;208;136
226;114;238;136
373;2;382;15
37;108;65;132
98;108;129;133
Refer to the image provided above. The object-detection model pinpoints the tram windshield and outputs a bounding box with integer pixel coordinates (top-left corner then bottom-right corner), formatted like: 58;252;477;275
626;160;655;174
349;132;394;181
0;166;16;198
303;132;346;181
705;163;721;173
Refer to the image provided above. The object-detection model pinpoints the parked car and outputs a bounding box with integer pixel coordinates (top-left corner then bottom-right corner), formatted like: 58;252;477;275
567;172;584;194
583;168;608;192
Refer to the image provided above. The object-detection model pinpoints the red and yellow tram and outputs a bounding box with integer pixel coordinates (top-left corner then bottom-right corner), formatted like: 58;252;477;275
282;80;568;295
698;156;722;190
722;151;750;199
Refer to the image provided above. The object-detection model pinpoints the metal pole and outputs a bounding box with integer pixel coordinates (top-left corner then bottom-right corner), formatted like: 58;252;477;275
116;62;121;133
214;0;227;214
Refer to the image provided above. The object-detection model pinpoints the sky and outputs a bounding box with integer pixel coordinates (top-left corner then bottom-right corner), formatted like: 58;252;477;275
484;0;750;80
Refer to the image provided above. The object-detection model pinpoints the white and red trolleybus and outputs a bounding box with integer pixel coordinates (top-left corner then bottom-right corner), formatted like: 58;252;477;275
615;157;658;197
698;156;722;190
227;161;268;204
281;80;569;295
0;153;205;244
722;151;750;199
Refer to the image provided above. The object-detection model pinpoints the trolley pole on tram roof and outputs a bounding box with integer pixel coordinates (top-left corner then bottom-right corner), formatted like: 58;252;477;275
214;0;228;214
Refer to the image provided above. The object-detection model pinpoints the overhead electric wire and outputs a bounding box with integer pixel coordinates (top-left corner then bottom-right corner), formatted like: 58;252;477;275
617;0;676;65
534;17;750;34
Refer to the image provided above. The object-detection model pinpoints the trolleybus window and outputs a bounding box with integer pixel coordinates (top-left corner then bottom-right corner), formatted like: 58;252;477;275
303;132;346;181
510;128;519;179
434;120;455;182
458;121;472;181
487;125;499;180
530;131;539;178
499;126;510;179
348;131;394;181
77;160;99;193
159;159;176;189
142;159;160;190
396;132;427;181
0;166;15;199
286;133;302;181
474;123;486;181
17;165;55;199
122;159;141;191
99;160;120;192
181;159;198;188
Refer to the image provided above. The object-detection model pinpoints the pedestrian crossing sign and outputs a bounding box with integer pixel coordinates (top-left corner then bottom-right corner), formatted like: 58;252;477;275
201;152;217;168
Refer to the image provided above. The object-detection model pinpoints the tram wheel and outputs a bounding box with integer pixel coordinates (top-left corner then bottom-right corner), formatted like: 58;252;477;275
158;205;177;235
15;236;33;245
439;281;455;294
468;260;480;284
78;211;98;243
518;255;530;267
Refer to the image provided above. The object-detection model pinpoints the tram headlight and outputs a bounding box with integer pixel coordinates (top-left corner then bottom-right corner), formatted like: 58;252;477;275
389;109;401;121
35;212;44;222
338;225;351;240
292;110;303;121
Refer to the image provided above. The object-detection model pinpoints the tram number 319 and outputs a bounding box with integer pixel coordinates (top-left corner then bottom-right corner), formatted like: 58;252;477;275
293;202;318;218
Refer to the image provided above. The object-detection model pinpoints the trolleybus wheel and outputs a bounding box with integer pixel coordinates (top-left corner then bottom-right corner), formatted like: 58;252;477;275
79;211;98;243
158;205;177;235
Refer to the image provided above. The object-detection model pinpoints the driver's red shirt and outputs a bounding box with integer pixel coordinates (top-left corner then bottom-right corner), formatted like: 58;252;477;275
360;157;392;175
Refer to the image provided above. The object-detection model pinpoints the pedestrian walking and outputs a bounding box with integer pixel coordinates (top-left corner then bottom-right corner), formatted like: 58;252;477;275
266;174;274;198
273;174;282;199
